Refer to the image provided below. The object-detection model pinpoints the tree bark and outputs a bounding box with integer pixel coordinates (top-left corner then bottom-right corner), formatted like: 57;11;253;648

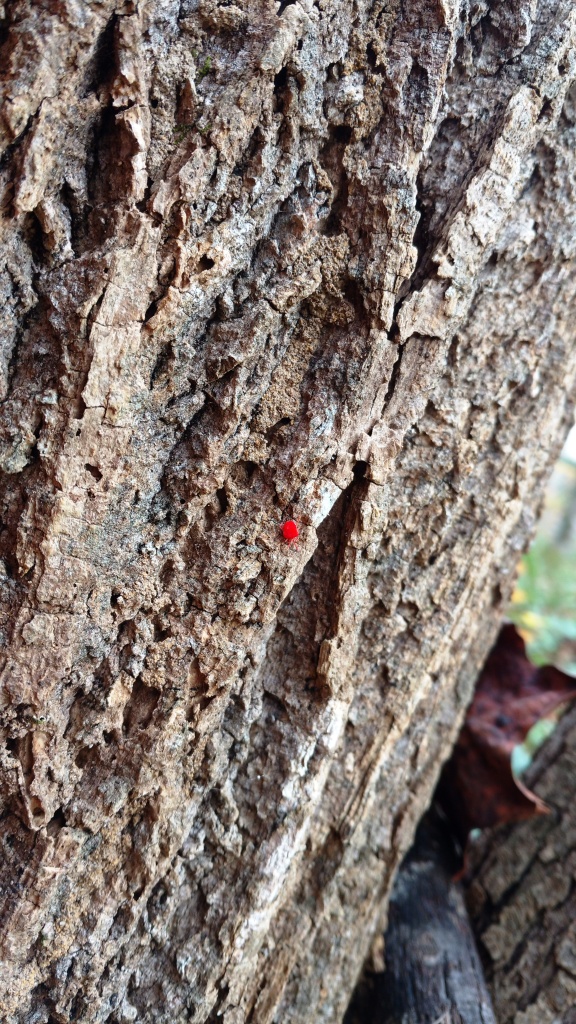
466;702;576;1024
1;2;576;1023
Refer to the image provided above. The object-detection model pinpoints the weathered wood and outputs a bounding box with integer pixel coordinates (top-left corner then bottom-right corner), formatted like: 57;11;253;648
377;810;496;1024
1;2;576;1022
466;703;576;1024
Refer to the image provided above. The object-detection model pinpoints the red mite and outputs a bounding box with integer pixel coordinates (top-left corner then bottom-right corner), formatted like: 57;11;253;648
281;519;299;542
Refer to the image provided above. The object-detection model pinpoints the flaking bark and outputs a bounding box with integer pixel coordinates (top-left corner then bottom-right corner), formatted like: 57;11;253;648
2;1;576;1022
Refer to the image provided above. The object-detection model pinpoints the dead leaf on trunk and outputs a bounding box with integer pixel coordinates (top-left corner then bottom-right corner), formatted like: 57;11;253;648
438;624;576;842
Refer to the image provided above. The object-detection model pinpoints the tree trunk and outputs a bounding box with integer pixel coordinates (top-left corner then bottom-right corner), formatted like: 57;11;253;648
466;702;576;1024
1;2;576;1022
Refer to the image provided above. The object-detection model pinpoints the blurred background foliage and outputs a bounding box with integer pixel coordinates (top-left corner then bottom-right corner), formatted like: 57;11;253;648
509;424;576;775
510;425;576;676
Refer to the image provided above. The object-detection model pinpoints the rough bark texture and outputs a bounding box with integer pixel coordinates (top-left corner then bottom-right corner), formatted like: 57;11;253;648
2;2;576;1022
467;703;576;1024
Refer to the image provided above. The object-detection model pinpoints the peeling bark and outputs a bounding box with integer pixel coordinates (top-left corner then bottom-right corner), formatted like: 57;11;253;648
1;2;576;1022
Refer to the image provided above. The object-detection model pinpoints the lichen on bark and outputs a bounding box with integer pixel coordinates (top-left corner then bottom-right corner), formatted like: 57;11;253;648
1;1;576;1022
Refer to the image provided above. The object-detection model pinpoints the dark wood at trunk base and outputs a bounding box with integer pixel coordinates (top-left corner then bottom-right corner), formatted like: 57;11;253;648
376;811;496;1024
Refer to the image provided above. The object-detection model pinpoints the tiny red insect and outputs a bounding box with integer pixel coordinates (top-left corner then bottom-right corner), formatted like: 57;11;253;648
281;519;299;541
